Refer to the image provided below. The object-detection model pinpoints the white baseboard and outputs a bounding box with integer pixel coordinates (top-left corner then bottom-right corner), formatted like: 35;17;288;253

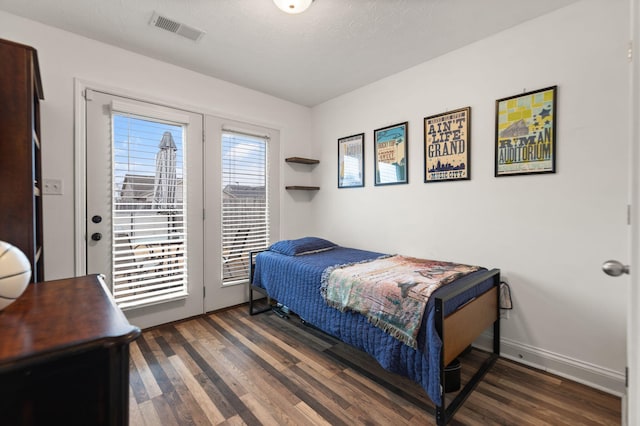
475;332;625;397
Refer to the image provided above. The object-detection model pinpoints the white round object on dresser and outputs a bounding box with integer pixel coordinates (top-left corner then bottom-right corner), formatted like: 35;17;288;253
0;241;32;311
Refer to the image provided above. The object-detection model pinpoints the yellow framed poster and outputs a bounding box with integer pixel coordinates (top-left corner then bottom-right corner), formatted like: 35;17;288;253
495;86;557;176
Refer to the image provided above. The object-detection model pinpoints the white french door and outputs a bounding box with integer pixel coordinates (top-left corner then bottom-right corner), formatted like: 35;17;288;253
203;116;280;312
85;89;204;329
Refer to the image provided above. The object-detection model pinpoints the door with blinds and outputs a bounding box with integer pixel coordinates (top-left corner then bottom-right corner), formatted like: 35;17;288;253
203;116;279;312
85;89;204;329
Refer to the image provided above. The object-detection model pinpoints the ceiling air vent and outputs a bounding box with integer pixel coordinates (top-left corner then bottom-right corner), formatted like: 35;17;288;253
150;12;205;42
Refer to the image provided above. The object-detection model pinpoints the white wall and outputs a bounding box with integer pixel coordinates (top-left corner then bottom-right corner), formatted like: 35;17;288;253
0;11;314;280
311;0;629;394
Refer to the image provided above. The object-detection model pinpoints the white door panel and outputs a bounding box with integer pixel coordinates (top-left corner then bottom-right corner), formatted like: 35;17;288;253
203;116;279;312
86;89;204;329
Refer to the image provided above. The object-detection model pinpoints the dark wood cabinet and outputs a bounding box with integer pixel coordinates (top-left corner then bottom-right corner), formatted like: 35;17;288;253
0;38;45;282
0;275;141;425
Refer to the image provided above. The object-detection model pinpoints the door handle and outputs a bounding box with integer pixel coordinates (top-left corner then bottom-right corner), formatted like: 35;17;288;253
602;260;629;277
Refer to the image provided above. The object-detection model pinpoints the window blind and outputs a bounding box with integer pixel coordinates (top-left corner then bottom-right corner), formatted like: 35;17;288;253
111;113;188;309
221;131;269;285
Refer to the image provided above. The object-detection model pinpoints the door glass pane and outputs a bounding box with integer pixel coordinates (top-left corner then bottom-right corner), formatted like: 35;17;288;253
112;113;188;308
221;132;268;285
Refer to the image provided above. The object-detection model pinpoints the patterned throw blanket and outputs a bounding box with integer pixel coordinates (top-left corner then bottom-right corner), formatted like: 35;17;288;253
321;255;481;348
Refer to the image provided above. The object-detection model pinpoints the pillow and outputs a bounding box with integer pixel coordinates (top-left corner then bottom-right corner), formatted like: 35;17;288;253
269;237;337;256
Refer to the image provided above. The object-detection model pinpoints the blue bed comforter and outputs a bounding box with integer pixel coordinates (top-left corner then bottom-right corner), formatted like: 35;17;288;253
252;246;491;405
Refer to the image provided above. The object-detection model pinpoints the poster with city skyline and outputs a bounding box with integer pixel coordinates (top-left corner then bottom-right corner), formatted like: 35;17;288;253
424;107;471;183
495;86;557;176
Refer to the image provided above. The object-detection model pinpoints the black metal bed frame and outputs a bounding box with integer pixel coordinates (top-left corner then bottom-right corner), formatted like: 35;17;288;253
248;250;501;425
434;268;501;425
248;250;270;315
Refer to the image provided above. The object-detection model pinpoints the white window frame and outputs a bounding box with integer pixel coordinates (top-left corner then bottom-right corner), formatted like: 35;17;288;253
220;129;270;286
109;109;190;309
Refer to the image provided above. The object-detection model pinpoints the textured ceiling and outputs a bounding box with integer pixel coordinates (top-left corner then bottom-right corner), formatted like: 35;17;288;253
0;0;580;106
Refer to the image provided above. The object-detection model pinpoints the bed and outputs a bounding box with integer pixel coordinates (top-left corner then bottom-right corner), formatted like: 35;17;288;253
248;237;500;425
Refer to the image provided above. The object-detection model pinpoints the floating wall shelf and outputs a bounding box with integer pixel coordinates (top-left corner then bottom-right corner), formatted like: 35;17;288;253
285;186;320;190
285;157;320;165
285;156;319;190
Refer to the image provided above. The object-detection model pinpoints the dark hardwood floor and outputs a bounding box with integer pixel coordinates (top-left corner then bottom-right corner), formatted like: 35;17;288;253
128;305;621;425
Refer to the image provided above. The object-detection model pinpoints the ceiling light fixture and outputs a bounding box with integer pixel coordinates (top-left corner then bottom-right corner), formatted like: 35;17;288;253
273;0;314;14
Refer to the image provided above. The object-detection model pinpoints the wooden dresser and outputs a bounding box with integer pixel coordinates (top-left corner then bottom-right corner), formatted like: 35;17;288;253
0;38;45;282
0;275;141;425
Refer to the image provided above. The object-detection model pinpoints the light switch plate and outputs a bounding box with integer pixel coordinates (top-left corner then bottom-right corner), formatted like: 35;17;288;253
43;178;63;195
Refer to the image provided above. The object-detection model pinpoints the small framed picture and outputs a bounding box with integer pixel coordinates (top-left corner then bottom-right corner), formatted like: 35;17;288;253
424;107;471;183
374;122;408;186
495;86;557;176
338;133;365;188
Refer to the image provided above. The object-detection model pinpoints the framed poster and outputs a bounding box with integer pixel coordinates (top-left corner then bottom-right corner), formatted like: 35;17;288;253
374;122;408;186
495;86;557;176
338;133;365;188
424;107;471;183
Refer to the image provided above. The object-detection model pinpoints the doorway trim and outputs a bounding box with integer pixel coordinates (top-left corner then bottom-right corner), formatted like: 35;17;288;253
627;0;639;424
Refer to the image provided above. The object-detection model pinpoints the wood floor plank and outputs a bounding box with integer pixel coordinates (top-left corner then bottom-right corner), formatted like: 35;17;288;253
136;335;174;394
192;339;250;397
194;331;313;425
230;306;334;352
338;367;431;421
129;357;150;404
325;344;436;412
183;339;261;425
482;358;621;425
331;372;420;425
557;378;622;417
175;318;214;344
472;381;576;426
289;364;351;410
463;391;543;426
130;339;163;399
136;399;163;426
128;386;145;426
139;334;209;425
297;357;416;424
203;314;351;426
158;324;244;422
129;306;621;426
276;364;357;425
236;313;344;380
208;313;292;372
155;334;176;357
169;354;227;425
239;392;285;426
294;401;334;426
150;394;180;426
217;414;245;426
220;310;305;367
